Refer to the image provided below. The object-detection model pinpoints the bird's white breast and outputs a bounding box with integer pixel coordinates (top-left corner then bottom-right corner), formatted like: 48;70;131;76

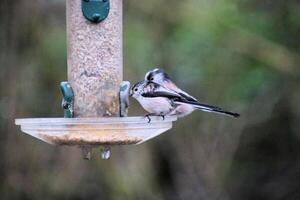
137;96;173;115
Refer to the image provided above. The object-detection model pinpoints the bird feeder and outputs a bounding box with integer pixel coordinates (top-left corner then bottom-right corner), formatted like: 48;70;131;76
15;0;177;160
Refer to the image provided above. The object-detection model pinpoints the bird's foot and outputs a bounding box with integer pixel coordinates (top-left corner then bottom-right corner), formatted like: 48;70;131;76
144;114;152;123
144;114;165;123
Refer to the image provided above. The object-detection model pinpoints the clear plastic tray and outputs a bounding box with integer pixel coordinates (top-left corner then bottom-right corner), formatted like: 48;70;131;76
15;116;177;146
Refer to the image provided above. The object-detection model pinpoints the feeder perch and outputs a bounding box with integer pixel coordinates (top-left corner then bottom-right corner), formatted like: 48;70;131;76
15;0;177;159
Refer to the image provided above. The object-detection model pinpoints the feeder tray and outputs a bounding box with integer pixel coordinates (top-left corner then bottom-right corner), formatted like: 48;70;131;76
15;116;177;146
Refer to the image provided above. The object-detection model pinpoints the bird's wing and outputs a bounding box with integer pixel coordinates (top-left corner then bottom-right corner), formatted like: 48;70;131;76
163;81;198;102
141;82;183;100
141;91;182;99
177;92;198;102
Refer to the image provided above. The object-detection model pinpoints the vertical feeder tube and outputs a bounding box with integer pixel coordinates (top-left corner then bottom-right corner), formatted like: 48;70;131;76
67;0;123;117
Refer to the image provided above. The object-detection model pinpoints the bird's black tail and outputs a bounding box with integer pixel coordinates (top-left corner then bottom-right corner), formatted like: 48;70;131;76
176;99;240;118
193;102;240;118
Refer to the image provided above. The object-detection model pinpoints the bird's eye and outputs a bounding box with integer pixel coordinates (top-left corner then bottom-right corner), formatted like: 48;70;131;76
134;88;138;91
150;78;154;81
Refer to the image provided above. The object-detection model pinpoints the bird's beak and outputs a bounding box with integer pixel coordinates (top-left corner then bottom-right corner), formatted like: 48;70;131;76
129;90;133;97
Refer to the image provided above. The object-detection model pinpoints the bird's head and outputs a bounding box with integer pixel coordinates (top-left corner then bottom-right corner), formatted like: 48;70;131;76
144;68;170;85
130;80;146;98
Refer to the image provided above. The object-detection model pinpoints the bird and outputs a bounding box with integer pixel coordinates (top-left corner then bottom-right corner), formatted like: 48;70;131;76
145;68;198;102
130;80;179;122
130;79;239;122
144;68;240;118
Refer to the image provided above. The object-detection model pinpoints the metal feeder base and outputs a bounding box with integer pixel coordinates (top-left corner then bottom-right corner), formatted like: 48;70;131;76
15;116;177;146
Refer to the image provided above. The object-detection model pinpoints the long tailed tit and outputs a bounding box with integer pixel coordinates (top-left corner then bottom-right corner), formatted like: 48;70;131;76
144;68;240;118
130;80;178;121
130;80;239;121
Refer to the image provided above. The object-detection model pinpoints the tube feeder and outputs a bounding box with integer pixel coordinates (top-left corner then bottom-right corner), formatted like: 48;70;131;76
15;0;177;159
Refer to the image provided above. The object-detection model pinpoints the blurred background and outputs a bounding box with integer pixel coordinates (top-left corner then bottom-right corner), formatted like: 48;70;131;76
1;0;300;199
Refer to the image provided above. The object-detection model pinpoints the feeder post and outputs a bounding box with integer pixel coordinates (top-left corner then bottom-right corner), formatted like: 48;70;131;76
66;0;123;117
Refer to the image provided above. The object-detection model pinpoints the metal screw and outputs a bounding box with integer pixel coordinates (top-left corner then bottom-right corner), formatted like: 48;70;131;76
92;13;101;22
101;146;111;159
82;146;92;160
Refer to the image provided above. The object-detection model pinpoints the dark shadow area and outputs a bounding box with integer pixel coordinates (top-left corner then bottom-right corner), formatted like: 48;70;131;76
226;98;300;200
